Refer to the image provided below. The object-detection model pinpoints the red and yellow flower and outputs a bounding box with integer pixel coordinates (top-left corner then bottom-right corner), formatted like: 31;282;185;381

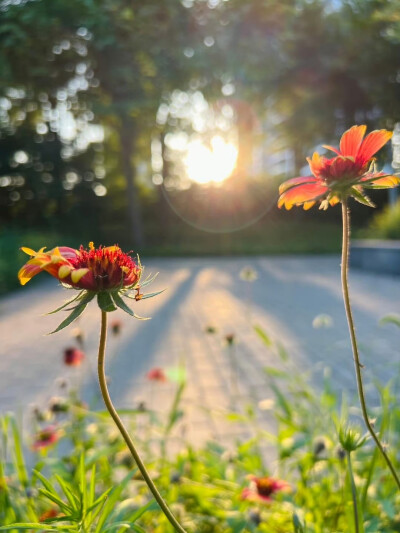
18;242;161;332
32;425;61;451
278;125;400;210
241;475;290;503
18;242;141;290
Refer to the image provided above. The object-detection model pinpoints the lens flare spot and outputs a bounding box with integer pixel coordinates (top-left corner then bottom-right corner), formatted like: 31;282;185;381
185;136;238;184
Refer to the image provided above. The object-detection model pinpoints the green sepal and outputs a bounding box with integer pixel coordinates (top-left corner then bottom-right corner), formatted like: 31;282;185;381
111;291;134;316
350;187;375;207
45;291;85;315
124;289;164;301
139;272;159;288
49;303;88;334
62;291;95;312
97;292;117;312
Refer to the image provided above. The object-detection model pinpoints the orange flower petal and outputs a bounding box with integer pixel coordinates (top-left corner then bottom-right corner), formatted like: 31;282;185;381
278;183;329;210
322;144;341;155
339;125;366;157
279;176;319;194
358;129;392;163
307;152;329;177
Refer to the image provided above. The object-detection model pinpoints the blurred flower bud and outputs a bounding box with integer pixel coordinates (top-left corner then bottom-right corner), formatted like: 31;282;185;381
71;327;84;347
225;333;235;346
63;347;85;367
313;438;326;457
110;319;122;336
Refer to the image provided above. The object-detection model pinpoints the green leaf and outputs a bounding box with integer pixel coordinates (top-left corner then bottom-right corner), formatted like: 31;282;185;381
253;325;273;347
11;418;28;488
49;303;87;334
0;525;59;531
97;292;117;312
379;314;400;328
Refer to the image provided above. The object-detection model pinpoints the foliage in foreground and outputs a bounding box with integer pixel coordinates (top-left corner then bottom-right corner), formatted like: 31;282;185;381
1;325;400;532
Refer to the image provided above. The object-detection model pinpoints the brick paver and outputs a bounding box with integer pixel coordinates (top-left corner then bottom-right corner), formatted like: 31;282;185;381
2;256;400;454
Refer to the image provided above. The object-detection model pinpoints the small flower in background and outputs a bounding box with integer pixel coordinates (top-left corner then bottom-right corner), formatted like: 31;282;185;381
116;449;135;469
205;325;217;334
338;425;367;453
146;367;167;382
48;396;69;414
71;327;84;347
39;508;59;522
248;509;262;526
170;471;181;484
258;398;275;411
31;404;51;423
313;437;327;457
240;266;258;282
241;475;290;503
336;446;346;461
32;425;61;451
63;347;85;366
312;314;333;329
225;333;236;346
110;319;123;336
278;125;400;210
137;401;147;412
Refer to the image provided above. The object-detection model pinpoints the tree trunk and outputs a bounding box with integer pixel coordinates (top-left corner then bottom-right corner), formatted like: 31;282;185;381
119;117;145;248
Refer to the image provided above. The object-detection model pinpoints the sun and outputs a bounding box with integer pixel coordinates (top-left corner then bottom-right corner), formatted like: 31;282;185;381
185;136;238;184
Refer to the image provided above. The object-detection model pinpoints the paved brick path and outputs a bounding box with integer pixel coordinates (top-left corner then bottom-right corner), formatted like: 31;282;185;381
2;256;400;454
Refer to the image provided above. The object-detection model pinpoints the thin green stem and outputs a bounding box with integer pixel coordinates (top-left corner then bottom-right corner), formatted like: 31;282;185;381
347;450;360;533
341;200;400;491
97;311;187;533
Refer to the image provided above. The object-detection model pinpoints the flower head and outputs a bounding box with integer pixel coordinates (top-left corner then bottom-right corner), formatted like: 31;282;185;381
278;125;400;210
18;242;161;332
146;367;167;382
18;242;140;291
32;425;61;451
241;475;290;503
64;347;85;366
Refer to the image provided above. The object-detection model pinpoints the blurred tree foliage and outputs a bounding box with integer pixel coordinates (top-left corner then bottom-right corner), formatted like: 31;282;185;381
1;0;400;249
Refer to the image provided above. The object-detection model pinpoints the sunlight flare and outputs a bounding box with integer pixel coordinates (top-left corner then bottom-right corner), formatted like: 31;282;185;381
185;136;238;184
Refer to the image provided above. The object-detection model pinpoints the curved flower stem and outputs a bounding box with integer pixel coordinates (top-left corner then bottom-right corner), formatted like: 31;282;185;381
97;311;188;533
341;200;400;491
347;450;360;533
